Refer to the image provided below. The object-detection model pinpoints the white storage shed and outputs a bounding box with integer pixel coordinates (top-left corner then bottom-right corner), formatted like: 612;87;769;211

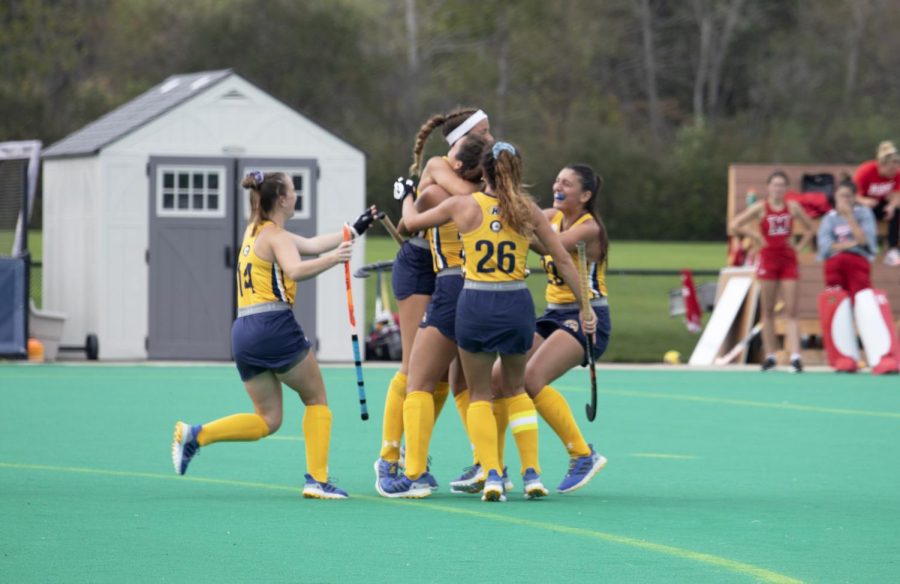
42;69;366;361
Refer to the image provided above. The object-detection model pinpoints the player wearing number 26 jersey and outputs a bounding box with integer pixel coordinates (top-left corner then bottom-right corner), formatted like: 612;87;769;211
456;191;533;354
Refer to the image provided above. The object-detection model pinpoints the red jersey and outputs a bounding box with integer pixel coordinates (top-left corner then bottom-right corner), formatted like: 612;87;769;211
760;201;792;248
854;160;900;201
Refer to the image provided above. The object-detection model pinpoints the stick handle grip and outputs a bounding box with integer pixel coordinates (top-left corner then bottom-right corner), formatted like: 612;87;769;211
342;226;356;328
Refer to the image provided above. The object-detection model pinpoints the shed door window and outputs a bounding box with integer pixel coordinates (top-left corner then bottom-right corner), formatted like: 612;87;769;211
242;168;311;221
157;167;226;218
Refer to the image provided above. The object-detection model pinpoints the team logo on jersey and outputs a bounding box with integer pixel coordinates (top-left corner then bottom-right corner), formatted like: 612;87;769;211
564;319;580;333
490;206;500;215
490;220;502;232
242;245;251;256
766;214;791;236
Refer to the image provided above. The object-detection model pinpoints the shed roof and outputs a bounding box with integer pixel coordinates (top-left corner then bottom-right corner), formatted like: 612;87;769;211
43;70;232;159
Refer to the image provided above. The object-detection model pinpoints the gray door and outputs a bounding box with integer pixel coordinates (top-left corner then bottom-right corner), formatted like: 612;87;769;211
236;159;318;347
148;157;235;359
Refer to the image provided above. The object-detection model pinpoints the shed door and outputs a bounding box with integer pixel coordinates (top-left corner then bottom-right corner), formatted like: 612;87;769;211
237;159;318;347
148;158;235;359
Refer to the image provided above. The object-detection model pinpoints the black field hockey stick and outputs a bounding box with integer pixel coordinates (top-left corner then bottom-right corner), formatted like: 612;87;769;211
342;225;368;421
576;241;598;422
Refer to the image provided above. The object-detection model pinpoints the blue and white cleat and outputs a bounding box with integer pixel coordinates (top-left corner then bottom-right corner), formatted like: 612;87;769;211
522;467;549;500
377;473;436;499
373;458;399;495
557;445;607;494
171;421;201;475
481;469;506;502
450;464;484;494
302;474;349;499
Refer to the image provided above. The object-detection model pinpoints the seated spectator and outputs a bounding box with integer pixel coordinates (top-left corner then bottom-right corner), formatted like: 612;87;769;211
817;176;878;298
853;140;900;265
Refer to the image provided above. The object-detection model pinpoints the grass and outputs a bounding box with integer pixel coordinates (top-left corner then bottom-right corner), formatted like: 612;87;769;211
363;235;725;363
15;229;725;361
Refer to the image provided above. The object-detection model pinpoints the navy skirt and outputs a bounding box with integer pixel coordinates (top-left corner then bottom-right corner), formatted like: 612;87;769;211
231;309;311;381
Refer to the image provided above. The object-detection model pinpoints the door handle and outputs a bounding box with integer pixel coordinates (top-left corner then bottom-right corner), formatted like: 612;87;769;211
225;246;233;268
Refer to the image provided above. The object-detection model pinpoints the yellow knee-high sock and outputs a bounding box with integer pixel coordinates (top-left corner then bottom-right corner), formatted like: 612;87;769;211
433;381;450;421
507;393;540;475
196;413;269;446
378;371;407;461
402;391;435;479
303;405;332;483
493;397;510;469
468;401;501;476
533;386;590;457
454;389;477;464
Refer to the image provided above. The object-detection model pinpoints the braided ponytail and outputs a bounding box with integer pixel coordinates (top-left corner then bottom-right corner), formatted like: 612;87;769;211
408;107;481;177
409;114;447;176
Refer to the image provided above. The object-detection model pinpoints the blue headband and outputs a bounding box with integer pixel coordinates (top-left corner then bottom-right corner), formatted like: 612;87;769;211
492;141;516;159
248;169;264;186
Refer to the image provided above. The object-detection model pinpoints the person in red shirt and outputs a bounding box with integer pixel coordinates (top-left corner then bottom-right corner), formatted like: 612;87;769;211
853;140;900;265
730;171;815;372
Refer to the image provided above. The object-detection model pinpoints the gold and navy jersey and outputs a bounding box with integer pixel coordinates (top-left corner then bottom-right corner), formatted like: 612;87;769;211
236;221;296;308
429;221;464;271
460;192;530;283
541;211;607;303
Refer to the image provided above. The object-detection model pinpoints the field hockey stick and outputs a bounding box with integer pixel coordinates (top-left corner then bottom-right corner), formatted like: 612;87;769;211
714;300;785;365
342;226;368;421
379;214;406;246
575;241;598;422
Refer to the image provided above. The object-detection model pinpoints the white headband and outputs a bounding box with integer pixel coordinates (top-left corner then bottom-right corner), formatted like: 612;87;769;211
445;110;488;146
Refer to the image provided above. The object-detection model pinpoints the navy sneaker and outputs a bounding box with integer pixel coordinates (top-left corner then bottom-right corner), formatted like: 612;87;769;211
481;469;506;502
377;472;435;499
450;464;484;494
761;356;777;371
522;467;549;500
373;458;399;495
302;474;348;499
558;446;607;494
171;421;201;475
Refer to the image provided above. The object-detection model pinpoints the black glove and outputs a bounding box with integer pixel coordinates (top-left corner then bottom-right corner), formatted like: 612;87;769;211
347;207;380;238
393;176;417;202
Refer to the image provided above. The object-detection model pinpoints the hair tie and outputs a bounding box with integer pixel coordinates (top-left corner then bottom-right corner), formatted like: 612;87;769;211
248;169;264;187
492;141;516;159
